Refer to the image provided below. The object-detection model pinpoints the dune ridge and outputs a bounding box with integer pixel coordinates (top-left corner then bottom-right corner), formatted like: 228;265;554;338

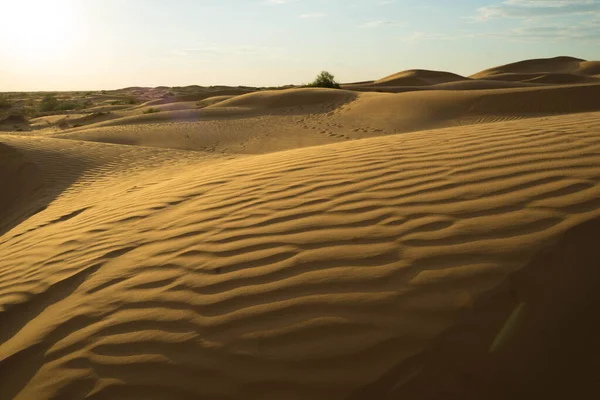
48;83;600;154
373;69;469;86
344;56;600;93
350;215;600;399
0;143;45;236
1;108;600;399
470;56;588;78
2;55;600;399
469;56;600;85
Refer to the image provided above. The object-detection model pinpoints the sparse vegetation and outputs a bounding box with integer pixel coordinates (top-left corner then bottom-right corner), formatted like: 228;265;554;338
38;94;81;112
111;97;139;105
306;71;340;89
0;96;11;108
143;107;161;114
57;118;71;129
56;101;81;111
38;94;58;112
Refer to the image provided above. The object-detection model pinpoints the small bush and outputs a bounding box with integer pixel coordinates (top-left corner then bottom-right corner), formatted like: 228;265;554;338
143;107;161;114
38;94;59;112
55;101;80;111
110;97;138;106
57;118;71;129
0;96;11;108
38;94;81;112
22;107;37;118
306;71;340;89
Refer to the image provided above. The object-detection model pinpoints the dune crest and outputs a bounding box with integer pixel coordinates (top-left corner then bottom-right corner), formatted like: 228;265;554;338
2;55;600;399
373;69;469;86
1;108;600;399
48;83;600;154
470;56;587;78
0;143;45;235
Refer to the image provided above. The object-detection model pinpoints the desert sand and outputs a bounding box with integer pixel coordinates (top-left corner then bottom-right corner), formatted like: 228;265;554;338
1;56;600;399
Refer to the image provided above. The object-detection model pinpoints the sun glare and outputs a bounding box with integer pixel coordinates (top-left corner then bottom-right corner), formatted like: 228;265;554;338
0;0;79;65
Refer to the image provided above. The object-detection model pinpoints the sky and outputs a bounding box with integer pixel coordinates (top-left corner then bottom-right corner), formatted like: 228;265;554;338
0;0;598;91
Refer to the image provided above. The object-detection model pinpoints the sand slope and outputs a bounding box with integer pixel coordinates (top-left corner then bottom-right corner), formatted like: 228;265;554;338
51;83;600;154
373;69;469;86
470;56;600;85
351;215;600;399
470;56;588;78
344;57;600;93
1;109;600;399
0;143;45;236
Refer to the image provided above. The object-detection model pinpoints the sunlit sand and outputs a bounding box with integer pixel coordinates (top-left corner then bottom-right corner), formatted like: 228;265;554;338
1;56;600;399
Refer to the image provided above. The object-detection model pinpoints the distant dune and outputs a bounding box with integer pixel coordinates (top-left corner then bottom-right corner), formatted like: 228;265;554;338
372;69;469;86
54;83;600;153
1;56;600;400
470;55;587;78
0;143;45;236
576;60;600;76
145;88;256;106
343;56;600;94
467;55;600;86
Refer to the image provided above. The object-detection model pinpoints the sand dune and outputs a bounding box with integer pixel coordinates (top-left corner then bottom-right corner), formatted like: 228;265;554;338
2;56;600;400
343;57;600;93
425;79;542;90
350;57;600;93
373;69;469;86
469;56;600;86
1;108;600;399
575;60;600;76
144;88;255;106
474;72;599;85
343;79;544;93
0;143;44;236
209;87;357;110
470;55;589;79
351;215;600;399
48;83;600;154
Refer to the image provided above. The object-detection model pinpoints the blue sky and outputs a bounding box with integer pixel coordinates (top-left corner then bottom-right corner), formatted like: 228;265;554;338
0;0;598;90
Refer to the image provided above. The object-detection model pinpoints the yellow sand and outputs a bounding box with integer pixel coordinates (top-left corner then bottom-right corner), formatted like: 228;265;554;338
2;57;600;399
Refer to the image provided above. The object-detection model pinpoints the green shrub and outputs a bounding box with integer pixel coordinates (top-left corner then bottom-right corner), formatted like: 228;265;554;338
23;106;37;118
38;94;81;112
306;71;340;89
0;96;11;108
111;97;138;105
38;94;59;112
55;101;80;111
143;107;161;114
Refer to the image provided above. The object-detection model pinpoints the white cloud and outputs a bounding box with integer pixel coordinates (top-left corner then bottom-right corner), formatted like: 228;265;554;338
264;0;299;4
504;20;600;40
398;32;450;41
360;20;402;28
473;0;600;20
172;44;284;57
299;12;325;18
400;1;599;44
